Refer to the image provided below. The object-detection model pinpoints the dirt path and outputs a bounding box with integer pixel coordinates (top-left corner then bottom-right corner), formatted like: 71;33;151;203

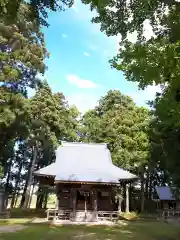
0;225;28;233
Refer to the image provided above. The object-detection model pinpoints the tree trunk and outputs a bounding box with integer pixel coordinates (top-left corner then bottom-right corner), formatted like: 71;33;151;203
36;187;44;209
140;174;145;213
4;160;12;195
20;178;28;208
43;188;48;209
4;159;13;208
149;174;153;200
125;184;130;213
14;193;19;207
145;170;149;199
11;161;23;208
28;183;35;208
129;183;132;211
22;144;38;208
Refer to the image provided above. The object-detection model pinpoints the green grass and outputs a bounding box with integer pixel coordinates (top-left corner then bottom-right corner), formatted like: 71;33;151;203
0;221;179;240
0;218;30;226
9;208;46;218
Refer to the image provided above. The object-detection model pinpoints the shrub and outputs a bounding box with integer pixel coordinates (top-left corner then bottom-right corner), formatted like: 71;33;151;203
119;211;138;221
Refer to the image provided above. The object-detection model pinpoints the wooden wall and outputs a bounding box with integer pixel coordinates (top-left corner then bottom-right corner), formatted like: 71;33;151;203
161;200;180;210
37;175;55;186
56;183;117;211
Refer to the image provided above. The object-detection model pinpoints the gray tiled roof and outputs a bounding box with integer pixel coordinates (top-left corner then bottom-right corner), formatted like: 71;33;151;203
34;142;138;184
155;186;175;200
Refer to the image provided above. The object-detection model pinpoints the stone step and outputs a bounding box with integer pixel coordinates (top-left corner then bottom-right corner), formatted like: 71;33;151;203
74;212;96;222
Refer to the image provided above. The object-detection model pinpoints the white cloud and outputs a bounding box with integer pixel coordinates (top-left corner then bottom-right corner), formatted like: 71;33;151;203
62;33;68;38
83;52;90;57
66;74;98;89
129;84;161;106
66;84;161;113
67;93;98;113
72;6;79;12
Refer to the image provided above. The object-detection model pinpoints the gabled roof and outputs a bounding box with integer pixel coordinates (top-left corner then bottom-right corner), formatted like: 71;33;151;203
155;186;175;200
34;142;138;184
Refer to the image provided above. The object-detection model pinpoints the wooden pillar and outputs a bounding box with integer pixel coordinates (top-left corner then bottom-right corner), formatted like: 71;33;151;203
118;194;123;213
72;188;77;221
55;184;60;210
125;183;129;213
56;197;59;210
93;189;98;221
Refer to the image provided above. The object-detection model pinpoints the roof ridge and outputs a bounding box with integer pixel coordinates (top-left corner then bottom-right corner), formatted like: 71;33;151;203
61;142;107;147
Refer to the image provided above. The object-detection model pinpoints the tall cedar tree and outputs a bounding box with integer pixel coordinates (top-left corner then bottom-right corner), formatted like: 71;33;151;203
0;3;48;175
21;81;79;208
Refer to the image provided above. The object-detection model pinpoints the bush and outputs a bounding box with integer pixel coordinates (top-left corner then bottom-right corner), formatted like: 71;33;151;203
119;211;138;221
10;208;46;218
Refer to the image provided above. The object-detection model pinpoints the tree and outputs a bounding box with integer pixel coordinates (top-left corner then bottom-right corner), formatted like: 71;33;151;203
0;3;48;91
81;0;179;87
81;90;151;211
0;2;48;176
0;0;74;27
10;143;28;208
82;90;150;169
21;81;79;208
148;92;180;188
85;0;180;187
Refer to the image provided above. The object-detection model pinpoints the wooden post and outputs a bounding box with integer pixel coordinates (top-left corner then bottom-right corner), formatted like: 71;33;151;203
56;197;59;210
93;189;98;221
47;209;49;221
72;189;77;221
125;183;129;213
55;184;60;210
85;195;87;221
118;194;123;213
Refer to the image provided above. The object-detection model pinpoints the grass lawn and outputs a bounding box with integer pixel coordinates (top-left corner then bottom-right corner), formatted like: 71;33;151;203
0;220;180;240
0;218;30;226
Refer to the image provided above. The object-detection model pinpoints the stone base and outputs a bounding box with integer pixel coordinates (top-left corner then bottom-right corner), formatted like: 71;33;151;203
71;211;97;222
54;219;115;226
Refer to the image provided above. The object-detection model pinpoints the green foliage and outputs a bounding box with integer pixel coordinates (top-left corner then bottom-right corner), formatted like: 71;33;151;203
150;101;180;186
0;166;3;179
29;80;79;147
0;2;48;177
0;0;74;27
81;90;151;173
2;0;179;207
85;0;180;89
85;0;180;187
0;3;48;90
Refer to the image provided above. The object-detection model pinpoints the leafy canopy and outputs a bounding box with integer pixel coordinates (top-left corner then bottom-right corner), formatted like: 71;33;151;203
81;90;151;172
0;0;74;27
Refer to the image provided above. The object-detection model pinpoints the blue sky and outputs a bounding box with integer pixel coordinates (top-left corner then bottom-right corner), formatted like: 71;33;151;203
37;0;159;113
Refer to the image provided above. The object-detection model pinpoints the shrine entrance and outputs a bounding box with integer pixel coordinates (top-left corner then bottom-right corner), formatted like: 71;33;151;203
77;190;92;211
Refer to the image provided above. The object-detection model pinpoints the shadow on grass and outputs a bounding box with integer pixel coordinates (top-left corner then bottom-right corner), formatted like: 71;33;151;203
1;221;180;240
1;211;180;240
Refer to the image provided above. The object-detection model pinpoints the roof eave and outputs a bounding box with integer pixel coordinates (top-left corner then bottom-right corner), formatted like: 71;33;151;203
33;171;55;177
54;180;121;185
